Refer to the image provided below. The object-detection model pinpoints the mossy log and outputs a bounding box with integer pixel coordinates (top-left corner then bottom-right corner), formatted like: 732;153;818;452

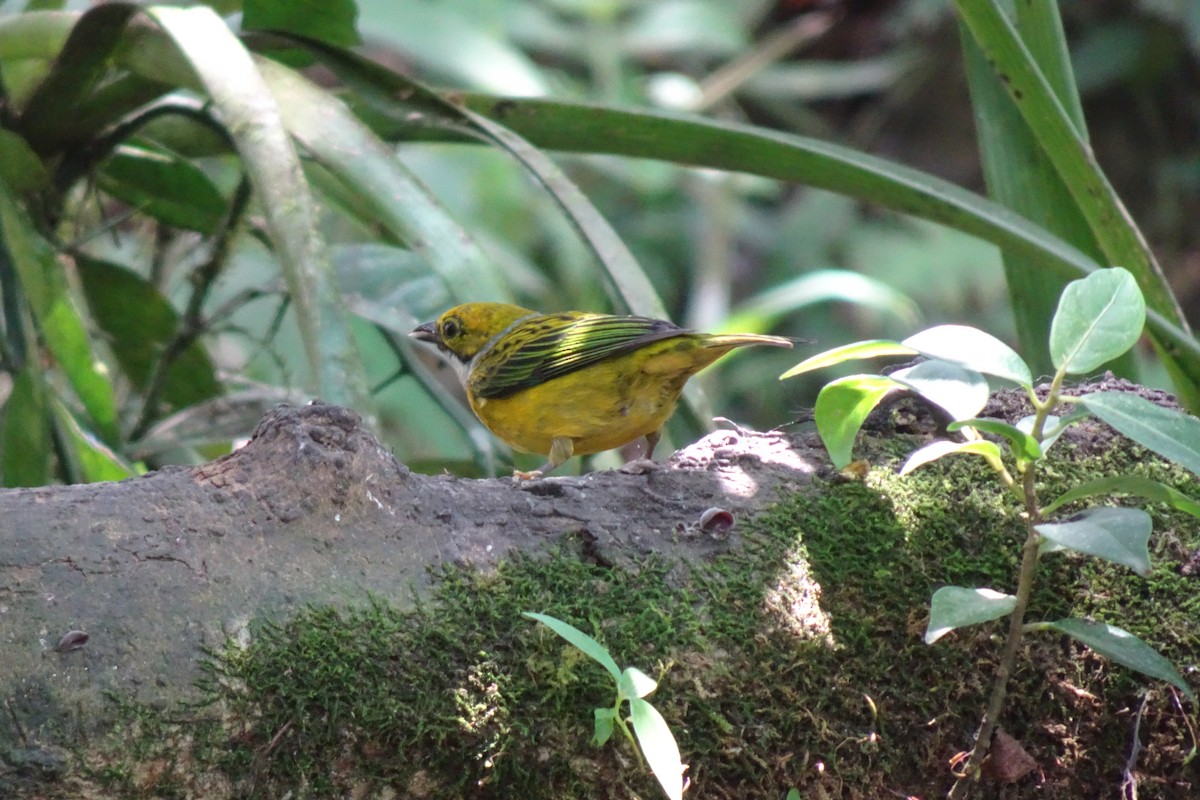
1;393;1196;799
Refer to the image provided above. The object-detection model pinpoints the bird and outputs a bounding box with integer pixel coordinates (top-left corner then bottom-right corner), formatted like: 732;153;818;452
411;302;793;478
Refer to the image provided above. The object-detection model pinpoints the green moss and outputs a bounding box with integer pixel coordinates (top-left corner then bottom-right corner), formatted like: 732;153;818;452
82;434;1200;799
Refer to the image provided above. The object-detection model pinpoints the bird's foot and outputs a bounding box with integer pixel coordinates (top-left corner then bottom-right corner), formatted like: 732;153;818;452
511;469;545;482
619;458;660;475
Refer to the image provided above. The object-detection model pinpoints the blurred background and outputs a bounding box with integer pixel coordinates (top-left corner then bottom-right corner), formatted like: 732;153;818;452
343;0;1200;470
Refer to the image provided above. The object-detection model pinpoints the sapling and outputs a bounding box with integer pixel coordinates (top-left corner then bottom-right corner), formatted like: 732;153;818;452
523;612;685;800
781;267;1197;797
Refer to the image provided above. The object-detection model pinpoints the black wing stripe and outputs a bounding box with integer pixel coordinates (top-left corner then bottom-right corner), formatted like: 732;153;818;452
474;315;689;398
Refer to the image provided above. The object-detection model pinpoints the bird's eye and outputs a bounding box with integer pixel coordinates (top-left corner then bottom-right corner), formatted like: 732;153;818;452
441;317;461;339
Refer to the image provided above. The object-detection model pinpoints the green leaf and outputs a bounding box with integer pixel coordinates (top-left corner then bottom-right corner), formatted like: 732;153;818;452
1;366;51;487
900;439;1005;477
1042;475;1200;518
618;667;657;701
243;0;360;48
902;325;1032;387
524;612;622;683
780;340;916;380
51;400;135;483
76;257;222;412
925;586;1017;644
891;360;989;422
593;707;615;747
1080;392;1200;478
1036;506;1152;576
1049;268;1145;374
949;418;1042;463
814;375;904;468
0;129;49;192
629;697;684;800
97;142;228;234
0;183;119;444
1040;619;1195;702
1016;412;1083;454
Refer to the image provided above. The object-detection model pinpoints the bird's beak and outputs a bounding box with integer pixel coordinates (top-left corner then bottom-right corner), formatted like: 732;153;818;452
410;321;438;343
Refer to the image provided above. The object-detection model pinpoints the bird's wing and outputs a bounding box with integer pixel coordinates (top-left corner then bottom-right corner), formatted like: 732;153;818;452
472;313;689;399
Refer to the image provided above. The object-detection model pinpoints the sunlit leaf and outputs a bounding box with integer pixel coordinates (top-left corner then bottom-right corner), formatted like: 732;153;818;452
900;439;1004;476
902;325;1032;387
814;375;904;468
524;612;621;682
1049;268;1145;374
925;586;1017;644
891;359;989;422
629;697;685;800
780;340;915;380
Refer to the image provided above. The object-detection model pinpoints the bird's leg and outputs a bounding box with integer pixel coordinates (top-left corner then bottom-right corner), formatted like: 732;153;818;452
644;429;662;459
513;436;574;481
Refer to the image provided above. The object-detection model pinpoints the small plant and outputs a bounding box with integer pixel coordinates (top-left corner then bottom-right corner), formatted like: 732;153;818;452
523;612;685;800
782;267;1198;797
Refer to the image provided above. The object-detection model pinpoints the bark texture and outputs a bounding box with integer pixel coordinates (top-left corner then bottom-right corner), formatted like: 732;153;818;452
0;402;818;751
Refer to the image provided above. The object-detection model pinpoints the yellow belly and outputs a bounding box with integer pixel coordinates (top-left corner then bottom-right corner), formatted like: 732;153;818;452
468;353;689;457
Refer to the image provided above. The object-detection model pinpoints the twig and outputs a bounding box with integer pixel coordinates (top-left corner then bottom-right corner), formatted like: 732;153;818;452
1121;690;1150;800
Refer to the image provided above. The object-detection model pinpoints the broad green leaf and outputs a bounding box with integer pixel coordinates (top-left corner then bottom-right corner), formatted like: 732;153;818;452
1049;268;1145;374
900;439;1005;477
618;666;658;701
814;375;904;468
925;586;1017;644
1043;475;1200;518
902;325;1032;387
780;340;916;380
98;142;227;234
77;257;222;412
1080;392;1200;478
629;697;684;800
891;360;989;422
949;418;1042;463
1;366;51;487
0;183;119;444
1036;506;1152;576
1040;619;1194;702
523;612;621;682
593;707;615;747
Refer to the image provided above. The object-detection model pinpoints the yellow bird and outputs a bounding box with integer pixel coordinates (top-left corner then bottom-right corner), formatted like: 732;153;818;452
411;302;792;477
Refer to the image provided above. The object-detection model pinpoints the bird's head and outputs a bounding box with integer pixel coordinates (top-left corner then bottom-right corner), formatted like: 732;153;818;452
411;302;537;368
